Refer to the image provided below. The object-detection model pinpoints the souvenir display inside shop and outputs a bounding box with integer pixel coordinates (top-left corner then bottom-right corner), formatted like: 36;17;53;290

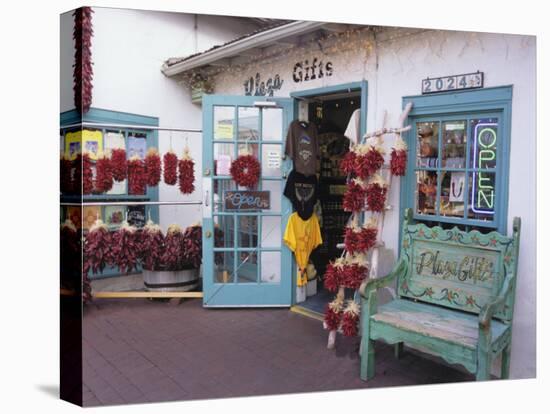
284;92;362;308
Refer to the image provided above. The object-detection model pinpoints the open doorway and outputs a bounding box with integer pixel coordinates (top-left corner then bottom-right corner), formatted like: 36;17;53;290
290;86;364;316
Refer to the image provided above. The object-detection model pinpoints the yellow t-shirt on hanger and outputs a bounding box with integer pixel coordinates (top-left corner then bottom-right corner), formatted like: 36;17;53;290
283;212;322;287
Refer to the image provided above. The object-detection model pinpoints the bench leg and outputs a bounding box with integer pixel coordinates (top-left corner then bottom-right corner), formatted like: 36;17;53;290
501;345;511;379
394;342;404;360
476;352;491;381
360;336;375;381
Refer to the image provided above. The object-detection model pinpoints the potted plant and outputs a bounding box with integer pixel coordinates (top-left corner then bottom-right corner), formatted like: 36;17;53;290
140;222;202;292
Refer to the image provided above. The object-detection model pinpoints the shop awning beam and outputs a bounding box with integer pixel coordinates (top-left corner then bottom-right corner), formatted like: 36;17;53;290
161;20;327;77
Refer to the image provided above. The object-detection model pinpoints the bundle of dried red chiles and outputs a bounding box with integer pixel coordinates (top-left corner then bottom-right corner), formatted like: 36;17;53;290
324;258;345;292
60;155;73;194
82;152;94;195
145;147;161;187
355;145;385;179
344;225;361;254
390;135;408;176
341;301;360;337
110;148;127;182
182;224;202;268
83;219;113;275
94;151;113;193
340;150;357;176
127;155;146;195
73;7;94;113
161;224;185;270
163;150;178;185
341;259;368;290
324;297;344;331
366;174;388;212
73;154;82;195
178;148;195;194
110;221;139;274
139;220;165;271
343;178;366;212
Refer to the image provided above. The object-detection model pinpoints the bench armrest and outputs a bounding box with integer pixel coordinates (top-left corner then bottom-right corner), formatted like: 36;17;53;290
479;274;514;330
359;258;408;300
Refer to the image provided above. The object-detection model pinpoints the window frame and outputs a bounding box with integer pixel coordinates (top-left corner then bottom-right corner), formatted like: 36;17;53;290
400;86;513;234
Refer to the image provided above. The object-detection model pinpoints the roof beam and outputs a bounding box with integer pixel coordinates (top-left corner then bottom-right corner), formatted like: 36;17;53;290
161;20;327;77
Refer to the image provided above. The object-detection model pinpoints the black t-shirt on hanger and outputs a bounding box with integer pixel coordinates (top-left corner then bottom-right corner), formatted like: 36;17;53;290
284;170;318;221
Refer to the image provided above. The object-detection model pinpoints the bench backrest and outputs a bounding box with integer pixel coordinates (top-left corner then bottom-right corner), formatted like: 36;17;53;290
397;209;521;322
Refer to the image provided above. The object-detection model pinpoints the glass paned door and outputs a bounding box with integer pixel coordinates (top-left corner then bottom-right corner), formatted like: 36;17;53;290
202;96;293;306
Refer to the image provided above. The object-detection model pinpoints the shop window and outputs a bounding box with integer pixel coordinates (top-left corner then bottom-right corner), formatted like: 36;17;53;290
401;86;512;233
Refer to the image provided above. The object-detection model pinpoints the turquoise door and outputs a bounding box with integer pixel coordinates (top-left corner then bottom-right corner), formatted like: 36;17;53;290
202;95;294;307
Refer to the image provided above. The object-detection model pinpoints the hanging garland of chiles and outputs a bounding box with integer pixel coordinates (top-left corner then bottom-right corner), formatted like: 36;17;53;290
127;155;146;195
163;150;178;185
82;152;94;195
390;134;408;176
343;215;362;254
83;219;113;276
366;174;388;212
358;217;378;252
355;141;385;179
230;151;260;188
111;221;139;274
94;150;113;193
178;147;195;194
110;148;127;182
341;253;369;290
145;147;161;187
324;296;344;331
324;257;345;293
343;178;367;212
139;220;165;271
341;300;360;337
73;154;82;195
340;148;357;176
161;224;185;271
73;7;94;114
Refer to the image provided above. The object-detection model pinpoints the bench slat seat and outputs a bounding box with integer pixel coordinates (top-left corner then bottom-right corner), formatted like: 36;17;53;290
372;299;509;350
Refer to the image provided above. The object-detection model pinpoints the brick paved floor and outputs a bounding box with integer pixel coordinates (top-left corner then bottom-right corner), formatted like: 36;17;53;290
82;298;474;406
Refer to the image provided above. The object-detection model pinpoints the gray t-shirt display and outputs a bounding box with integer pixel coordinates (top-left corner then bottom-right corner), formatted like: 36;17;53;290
284;120;319;177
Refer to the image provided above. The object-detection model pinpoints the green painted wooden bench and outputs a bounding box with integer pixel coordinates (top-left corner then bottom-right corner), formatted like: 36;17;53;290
359;208;521;381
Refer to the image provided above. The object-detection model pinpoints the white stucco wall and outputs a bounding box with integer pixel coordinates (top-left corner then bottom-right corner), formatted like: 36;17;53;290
60;7;258;231
210;27;536;379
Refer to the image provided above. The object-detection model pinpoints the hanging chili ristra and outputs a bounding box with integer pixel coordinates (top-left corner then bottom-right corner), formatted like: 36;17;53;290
145;147;161;187
94;150;113;193
358;217;378;251
82;152;94;195
390;135;408;176
139;220;165;271
356;143;385;179
366;174;388;212
340;149;357;176
182;224;202;268
73;154;82;196
83;219;113;275
60;154;73;194
178;148;195;194
324;258;345;292
163;150;178;185
73;7;94;114
161;224;185;270
324;297;344;331
111;221;139;274
110;148;127;182
344;216;362;254
127;155;146;195
343;178;367;212
341;300;360;337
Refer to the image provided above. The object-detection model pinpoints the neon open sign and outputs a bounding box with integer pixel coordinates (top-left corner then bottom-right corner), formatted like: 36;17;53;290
471;123;497;215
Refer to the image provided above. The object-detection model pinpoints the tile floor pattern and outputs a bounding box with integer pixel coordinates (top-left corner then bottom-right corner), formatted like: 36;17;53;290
83;298;474;406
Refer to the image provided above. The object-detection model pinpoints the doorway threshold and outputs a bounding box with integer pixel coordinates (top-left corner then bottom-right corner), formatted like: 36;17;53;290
290;305;324;322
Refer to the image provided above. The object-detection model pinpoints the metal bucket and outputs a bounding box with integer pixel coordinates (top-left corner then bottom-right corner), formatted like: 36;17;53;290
142;268;200;292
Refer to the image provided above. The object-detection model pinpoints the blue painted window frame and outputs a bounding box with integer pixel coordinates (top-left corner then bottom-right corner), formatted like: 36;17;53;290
60;107;160;278
400;86;513;234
